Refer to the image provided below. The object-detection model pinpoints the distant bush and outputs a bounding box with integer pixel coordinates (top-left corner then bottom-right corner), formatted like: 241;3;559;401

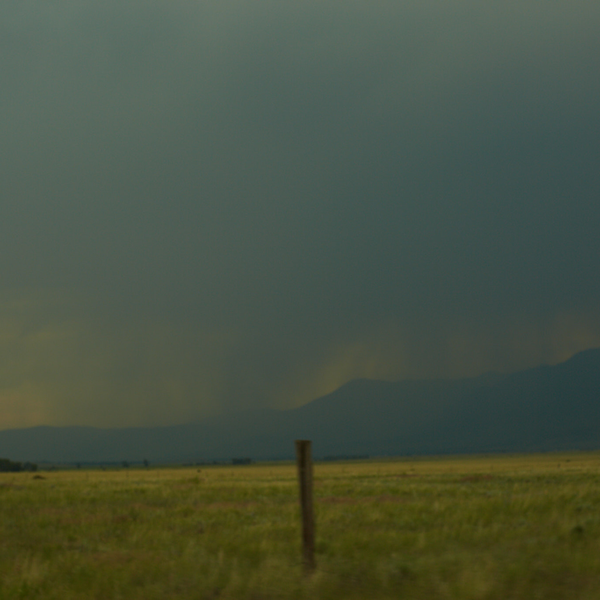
0;458;38;472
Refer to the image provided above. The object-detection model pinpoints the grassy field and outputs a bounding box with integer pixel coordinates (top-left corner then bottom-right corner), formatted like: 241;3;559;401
2;453;600;599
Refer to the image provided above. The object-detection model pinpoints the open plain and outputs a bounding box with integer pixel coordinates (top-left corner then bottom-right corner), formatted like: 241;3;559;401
2;453;600;599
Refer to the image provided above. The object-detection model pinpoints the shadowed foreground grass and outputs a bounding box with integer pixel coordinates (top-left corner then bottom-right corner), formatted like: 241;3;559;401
2;453;600;599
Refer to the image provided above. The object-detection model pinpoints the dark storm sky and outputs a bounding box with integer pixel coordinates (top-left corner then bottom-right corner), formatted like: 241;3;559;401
1;0;599;428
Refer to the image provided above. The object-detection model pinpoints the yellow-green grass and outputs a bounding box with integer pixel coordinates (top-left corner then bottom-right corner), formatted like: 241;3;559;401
2;452;600;599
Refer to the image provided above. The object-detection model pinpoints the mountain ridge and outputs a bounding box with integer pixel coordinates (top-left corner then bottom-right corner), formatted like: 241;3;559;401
1;348;599;463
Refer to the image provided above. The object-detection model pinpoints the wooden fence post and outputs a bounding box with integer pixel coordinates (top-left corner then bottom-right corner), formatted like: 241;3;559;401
295;439;316;573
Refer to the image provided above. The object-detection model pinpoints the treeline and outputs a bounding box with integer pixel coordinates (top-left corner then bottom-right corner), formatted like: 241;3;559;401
321;454;370;461
0;458;38;472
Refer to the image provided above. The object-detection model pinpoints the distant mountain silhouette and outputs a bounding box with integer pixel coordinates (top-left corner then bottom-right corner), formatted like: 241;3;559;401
1;348;599;463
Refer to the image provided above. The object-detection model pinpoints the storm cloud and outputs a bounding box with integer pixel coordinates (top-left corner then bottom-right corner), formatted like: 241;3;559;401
1;0;599;427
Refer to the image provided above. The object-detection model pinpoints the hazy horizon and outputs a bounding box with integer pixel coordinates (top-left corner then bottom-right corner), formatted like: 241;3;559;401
1;1;599;429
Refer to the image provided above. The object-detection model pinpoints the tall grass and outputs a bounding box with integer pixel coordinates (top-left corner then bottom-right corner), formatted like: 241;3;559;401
1;453;600;599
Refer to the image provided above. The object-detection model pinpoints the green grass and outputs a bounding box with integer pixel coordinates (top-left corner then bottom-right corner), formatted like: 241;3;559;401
2;453;600;599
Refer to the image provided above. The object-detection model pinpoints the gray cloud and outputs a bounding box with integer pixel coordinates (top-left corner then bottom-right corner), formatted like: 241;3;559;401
1;1;600;427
